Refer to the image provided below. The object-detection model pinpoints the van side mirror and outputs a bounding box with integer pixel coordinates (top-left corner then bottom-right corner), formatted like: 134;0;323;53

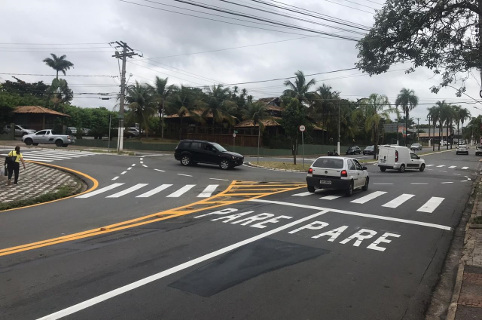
362;166;367;170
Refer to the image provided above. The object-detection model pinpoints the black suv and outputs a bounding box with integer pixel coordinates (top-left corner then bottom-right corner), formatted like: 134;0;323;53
174;140;244;170
346;146;361;155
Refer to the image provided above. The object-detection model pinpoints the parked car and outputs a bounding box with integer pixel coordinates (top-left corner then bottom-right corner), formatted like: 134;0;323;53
377;145;425;172
410;143;423;151
346;146;361;155
3;124;36;136
174;140;244;170
476;145;482;156
67;127;77;135
441;141;451;147
363;145;375;155
456;144;469;155
125;127;140;138
306;156;369;196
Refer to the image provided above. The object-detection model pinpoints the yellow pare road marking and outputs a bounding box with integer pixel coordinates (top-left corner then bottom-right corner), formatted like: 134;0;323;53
0;180;304;257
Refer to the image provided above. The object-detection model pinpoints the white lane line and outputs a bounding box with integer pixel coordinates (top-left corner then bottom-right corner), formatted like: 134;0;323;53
426;164;434;167
351;191;387;204
120;171;127;175
417;197;444;213
441;182;454;184
449;166;456;169
36;209;329;320
250;199;451;231
411;183;428;185
131;164;136;167
127;167;132;171
292;192;312;197
197;185;219;197
320;195;341;200
382;194;415;208
112;176;119;181
209;178;229;181
436;165;445;168
166;185;196;197
462;167;469;170
106;184;148;198
142;164;148;168
154;169;165;173
136;184;172;197
76;183;124;198
178;174;193;177
373;183;393;185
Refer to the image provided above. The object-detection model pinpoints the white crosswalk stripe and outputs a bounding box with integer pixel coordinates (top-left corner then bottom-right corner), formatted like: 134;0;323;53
167;184;196;197
136;184;172;197
449;166;456;169
197;185;219;197
462;167;469;170
417;197;444;213
351;191;387;204
106;184;148;198
1;150;97;162
320;195;341;200
382;194;414;208
292;192;312;197
76;183;124;198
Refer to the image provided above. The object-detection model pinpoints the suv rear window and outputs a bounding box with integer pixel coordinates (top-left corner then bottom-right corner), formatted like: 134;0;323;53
313;158;344;169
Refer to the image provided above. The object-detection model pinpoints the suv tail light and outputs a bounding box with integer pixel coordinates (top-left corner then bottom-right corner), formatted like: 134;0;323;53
395;150;399;162
308;168;313;174
341;170;347;177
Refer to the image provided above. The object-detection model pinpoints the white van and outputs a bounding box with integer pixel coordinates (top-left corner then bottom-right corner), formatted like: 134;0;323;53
377;145;425;172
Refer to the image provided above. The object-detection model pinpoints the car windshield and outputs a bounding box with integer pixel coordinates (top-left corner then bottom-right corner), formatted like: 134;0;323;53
211;143;227;152
312;157;344;169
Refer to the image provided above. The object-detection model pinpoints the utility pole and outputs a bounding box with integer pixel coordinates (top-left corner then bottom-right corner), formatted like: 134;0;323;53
111;41;141;152
416;118;420;142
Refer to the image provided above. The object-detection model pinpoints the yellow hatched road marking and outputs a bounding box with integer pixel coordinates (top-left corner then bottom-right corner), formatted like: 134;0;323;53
0;180;304;256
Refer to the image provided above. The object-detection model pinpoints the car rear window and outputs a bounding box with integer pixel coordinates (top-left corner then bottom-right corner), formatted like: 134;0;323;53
178;141;190;149
312;158;344;169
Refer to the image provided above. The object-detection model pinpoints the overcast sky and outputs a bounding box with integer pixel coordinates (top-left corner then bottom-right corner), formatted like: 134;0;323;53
1;0;481;124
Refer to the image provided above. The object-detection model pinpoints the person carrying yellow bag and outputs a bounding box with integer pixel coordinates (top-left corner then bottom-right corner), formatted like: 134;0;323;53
5;145;26;185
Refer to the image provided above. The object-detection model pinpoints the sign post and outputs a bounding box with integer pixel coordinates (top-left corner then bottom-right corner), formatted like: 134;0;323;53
299;125;306;169
233;132;236;151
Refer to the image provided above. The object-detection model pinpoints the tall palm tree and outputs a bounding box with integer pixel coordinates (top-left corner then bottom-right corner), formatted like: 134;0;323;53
436;100;456;149
312;84;340;144
395;88;418;146
243;101;269;163
168;85;204;139
125;81;156;137
283;70;316;105
43;54;74;79
202;84;237;135
148;76;175;138
457;107;471;142
360;93;392;159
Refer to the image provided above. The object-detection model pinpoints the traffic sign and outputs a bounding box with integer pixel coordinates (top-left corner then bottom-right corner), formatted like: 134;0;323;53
299;125;305;132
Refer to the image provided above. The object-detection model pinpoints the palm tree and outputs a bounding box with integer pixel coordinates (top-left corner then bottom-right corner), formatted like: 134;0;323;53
457;107;471;142
243;101;269;164
283;70;316;105
435;101;456;149
395;88;418;146
202;84;237;135
148;76;175;138
43;54;74;79
168;85;204;139
360;93;392;159
125;81;156;137
312;84;340;144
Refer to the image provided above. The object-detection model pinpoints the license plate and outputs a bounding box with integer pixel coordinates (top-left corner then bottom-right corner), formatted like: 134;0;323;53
320;180;332;185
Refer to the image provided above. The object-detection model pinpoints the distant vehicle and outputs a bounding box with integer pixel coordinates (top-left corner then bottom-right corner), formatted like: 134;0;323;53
456;144;469;155
67;127;77;135
22;129;75;147
441;141;451;147
475;145;482;156
377;145;425;173
346;146;361;155
410;143;423;151
363;145;375;155
82;128;91;136
125;127;140;138
174;139;244;170
306;156;369;196
3;124;36;137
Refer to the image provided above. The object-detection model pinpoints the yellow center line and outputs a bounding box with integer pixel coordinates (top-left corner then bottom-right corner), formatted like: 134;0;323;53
0;180;305;256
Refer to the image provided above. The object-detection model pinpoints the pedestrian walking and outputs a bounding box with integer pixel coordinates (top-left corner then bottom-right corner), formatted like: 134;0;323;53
5;145;26;185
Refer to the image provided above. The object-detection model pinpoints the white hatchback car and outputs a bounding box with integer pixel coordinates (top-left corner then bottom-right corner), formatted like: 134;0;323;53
456;144;469;155
306;156;369;196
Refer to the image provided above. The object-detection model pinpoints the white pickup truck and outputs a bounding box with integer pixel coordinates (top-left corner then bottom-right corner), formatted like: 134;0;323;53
22;129;75;147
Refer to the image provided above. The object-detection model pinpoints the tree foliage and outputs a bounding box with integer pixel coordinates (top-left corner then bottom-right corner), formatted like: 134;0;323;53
356;0;481;95
43;54;74;79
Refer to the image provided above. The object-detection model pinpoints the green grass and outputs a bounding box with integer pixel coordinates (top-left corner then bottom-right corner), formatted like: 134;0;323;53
0;185;78;211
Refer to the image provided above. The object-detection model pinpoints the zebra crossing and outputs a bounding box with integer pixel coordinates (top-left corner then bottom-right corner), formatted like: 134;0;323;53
292;191;444;213
0;149;97;162
426;164;469;170
76;183;221;199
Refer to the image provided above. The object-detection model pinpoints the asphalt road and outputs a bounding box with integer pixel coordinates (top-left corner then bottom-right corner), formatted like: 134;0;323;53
0;147;478;319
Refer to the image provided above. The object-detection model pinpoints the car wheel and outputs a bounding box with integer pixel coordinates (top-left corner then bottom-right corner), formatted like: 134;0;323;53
362;177;369;191
307;185;315;193
380;167;386;172
55;139;63;147
32;143;38;146
419;163;425;172
24;138;33;146
180;155;191;166
219;159;230;170
399;164;405;173
345;181;354;197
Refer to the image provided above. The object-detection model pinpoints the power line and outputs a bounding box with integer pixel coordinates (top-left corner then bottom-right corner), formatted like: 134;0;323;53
0;72;117;78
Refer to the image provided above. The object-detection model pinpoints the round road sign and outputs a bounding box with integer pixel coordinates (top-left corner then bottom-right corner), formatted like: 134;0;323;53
299;125;306;132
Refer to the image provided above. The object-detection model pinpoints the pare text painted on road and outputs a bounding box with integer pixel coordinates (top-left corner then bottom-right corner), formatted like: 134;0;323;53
196;208;400;252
